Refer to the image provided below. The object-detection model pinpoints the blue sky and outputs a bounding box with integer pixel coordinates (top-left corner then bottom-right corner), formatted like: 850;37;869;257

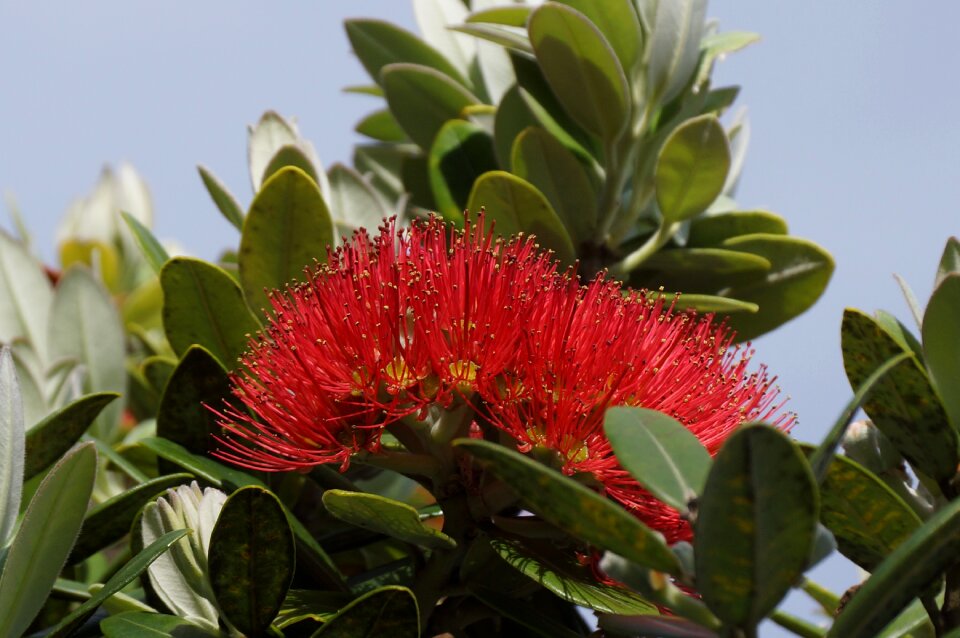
3;1;959;633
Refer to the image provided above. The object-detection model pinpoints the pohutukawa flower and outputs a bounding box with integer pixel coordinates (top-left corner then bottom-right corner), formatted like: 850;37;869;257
215;215;790;543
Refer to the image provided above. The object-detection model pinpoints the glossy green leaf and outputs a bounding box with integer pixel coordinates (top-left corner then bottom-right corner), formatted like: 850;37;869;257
604;407;711;512
198;165;244;231
721;234;834;341
456;438;681;574
48;530;188;638
491;537;658;615
555;0;642;74
695;425;818;628
634;247;770;293
0;443;96;638
355;109;406;143
0;231;53;362
345;19;468;87
239;165;334;315
311;586;419;637
121;211;169;274
263;144;321;187
322;489;455;550
100;612;221;638
209;486;295;635
467;170;576;265
843;308;959;482
686;211;788;247
466;6;533;26
161;257;260;366
646;0;707;104
48;266;126;440
69;473;193;564
655;115;730;223
511;126;597;239
923;273;960;435
528;3;629;142
327;163;389;233
428;119;498;224
828;497;960;637
157;346;232;458
800;444;922;572
0;348;23;548
381;63;480;151
24;392;118;480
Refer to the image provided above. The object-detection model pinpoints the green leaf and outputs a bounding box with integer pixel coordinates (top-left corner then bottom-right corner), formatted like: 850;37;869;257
799;444;922;572
239;166;334;315
24;392;118;481
695;31;761;88
695;425;818;628
598;614;721;638
466;6;533;27
528;3;629;143
721;234;834;342
161;257;259;366
511;126;597;239
327;163;389;233
923;273;960;435
490;537;658;615
322;490;456;551
554;0;643;75
0;348;23;548
355;109;407;143
48;266;126;440
450;23;533;55
157;346;232;457
262;144;322;187
0;231;53;362
381;63;480;151
648;292;758;315
311;586;419;638
69;473;194;564
470;584;583;638
209;486;295;636
467;170;576;265
412;0;474;78
493;86;537;168
843;308;959;483
655;115;731;223
604;406;711;513
686;211;788;247
456;438;681;574
100;612;222;638
634;247;770;293
248;111;324;194
936;237;960;288
0;442;96;638
646;0;707;104
198;165;244;231
428;120;498;224
48;530;188;638
828;497;960;638
345;19;468;88
121;211;169;275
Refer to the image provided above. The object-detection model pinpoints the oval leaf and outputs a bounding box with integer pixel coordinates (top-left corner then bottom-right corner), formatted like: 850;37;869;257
157;345;232;457
634;247;770;293
239;166;334;315
0;231;53;362
209;486;295;635
695;425;818;628
345;19;468;87
322;489;456;550
355;109;407;143
429;119;499;224
456;438;681;574
528;3;629;142
655;115;731;223
467;170;576;265
262;144;321;187
312;586;419;638
604;406;712;513
686;211;789;248
24;392;118;481
327;163;389;233
555;0;642;75
922;273;960;433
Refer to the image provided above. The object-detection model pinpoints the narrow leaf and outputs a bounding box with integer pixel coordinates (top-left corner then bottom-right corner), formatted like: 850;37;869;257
24;392;119;480
198;165;245;231
101;612;221;638
655;115;731;223
121;211;169;274
0;347;24;547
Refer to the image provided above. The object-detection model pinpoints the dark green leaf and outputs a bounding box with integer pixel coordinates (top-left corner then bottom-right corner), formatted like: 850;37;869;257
843;308;959;482
381;63;480;151
604;406;711;512
470;584;583;638
198;165;245;231
48;530;188;637
428;120;498;224
695;425;817;628
554;0;642;74
456;438;681;574
511;126;597;239
355;109;407;143
322;490;456;551
142;355;176;394
345;19;468;87
311;586;419;637
121;212;169;275
160;257;260;366
598;614;719;638
644;292;758;314
721;234;834;341
24;392;117;480
493;86;538;168
239;166;334;315
935;237;960;288
157;345;232;457
634;247;770;293
528;3;629;142
262;144;321;187
828;497;960;637
209;486;295;636
923;273;960;434
69;473;194;564
100;612;221;638
655;115;731;223
467;170;576;265
686;211;788;247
